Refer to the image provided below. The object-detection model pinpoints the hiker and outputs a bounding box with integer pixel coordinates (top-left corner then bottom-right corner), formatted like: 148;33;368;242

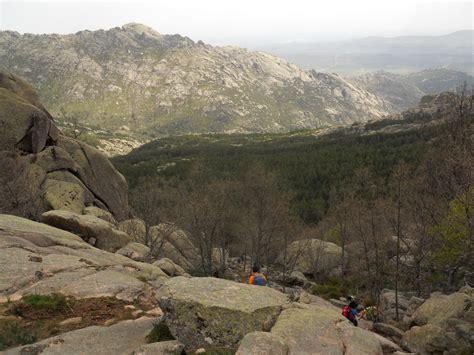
342;299;360;326
248;265;267;286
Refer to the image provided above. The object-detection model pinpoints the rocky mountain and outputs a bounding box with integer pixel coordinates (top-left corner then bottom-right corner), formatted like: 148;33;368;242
260;30;474;76
0;23;389;139
350;69;473;112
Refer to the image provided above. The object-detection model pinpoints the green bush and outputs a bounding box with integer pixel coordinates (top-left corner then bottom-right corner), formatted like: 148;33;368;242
0;320;37;350
22;294;67;311
310;276;354;300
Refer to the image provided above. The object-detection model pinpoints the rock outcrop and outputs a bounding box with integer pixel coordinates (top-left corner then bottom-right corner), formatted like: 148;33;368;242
40;210;131;252
5;316;157;355
236;331;289;355
380;289;410;322
116;242;151;262
156;276;387;354
0;69;129;221
0;214;167;303
269;304;382;354
401;286;474;354
153;258;189;277
156;276;290;349
149;224;200;271
278;239;342;275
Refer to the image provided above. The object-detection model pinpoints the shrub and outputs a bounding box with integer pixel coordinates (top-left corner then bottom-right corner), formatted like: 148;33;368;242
0;320;37;350
310;276;354;300
22;294;67;311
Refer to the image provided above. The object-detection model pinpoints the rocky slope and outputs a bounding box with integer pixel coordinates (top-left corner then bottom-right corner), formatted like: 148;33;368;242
0;23;390;139
0;214;389;354
351;69;473;112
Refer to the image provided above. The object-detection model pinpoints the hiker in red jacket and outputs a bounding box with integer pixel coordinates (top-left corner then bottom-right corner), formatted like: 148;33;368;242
342;299;360;326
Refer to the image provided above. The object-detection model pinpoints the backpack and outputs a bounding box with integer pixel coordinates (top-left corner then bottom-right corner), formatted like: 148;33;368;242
342;305;353;320
254;274;267;286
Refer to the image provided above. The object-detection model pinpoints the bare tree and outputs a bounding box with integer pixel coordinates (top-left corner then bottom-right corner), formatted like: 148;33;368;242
129;177;176;257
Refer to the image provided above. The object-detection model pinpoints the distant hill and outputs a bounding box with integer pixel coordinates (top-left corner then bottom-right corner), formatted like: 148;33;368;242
260;31;474;76
351;69;473;111
0;23;389;140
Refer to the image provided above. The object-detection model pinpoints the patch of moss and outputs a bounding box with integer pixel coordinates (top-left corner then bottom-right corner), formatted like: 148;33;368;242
21;294;67;311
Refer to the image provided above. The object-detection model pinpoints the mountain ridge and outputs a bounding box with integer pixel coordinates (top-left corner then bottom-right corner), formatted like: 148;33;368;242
0;23;390;139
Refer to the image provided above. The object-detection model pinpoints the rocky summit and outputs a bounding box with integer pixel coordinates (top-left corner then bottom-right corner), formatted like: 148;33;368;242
0;23;389;139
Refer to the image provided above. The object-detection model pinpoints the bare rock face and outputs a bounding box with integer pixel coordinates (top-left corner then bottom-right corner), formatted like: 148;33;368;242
5;317;157;355
149;224;200;271
0;214;168;303
236;331;289;355
402;286;474;355
56;136;129;221
40;210;131;252
269;304;383;354
153;258;189;277
156;276;290;349
131;340;185;355
401;287;474;354
0;78;51;154
0;69;130;221
116;242;151;262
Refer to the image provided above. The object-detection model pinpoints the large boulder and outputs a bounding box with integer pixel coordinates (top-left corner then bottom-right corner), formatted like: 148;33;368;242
33;146;76;173
0;73;51;154
46;170;96;205
270;304;383;354
118;218;147;241
5;317;156;355
156;276;290;349
236;331;289;355
83;206;117;225
402;288;474;354
56;136;129;221
42;179;86;214
411;290;471;326
131;340;185;355
0;69;130;221
0;214;168;303
278;239;342;275
149;224;200;271
40;210;131;252
380;289;410;322
153;258;189;277
402;324;461;355
116;242;151;262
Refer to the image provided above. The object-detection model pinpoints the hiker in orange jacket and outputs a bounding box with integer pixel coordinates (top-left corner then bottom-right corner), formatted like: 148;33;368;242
248;265;267;286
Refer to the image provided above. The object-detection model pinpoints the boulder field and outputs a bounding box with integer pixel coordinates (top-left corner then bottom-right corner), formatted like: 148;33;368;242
2;214;393;354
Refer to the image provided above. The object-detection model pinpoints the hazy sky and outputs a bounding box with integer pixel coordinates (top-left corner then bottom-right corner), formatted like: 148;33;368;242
0;0;472;46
